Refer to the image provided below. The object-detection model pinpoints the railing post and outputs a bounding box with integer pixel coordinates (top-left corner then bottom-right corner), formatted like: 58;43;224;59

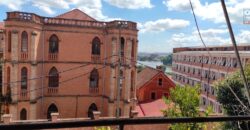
131;110;138;118
93;111;101;120
2;114;12;124
51;113;59;122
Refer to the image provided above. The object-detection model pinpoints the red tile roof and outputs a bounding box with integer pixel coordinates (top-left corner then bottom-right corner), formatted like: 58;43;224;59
136;67;161;89
135;99;169;117
56;9;96;21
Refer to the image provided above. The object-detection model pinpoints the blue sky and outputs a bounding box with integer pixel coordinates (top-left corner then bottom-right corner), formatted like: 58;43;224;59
0;0;250;53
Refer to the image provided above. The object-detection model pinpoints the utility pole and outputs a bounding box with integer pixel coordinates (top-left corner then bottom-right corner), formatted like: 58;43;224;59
116;21;128;120
220;0;250;106
116;22;122;119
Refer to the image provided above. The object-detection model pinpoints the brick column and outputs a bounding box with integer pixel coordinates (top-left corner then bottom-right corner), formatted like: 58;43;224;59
29;31;38;120
10;30;19;120
108;37;117;117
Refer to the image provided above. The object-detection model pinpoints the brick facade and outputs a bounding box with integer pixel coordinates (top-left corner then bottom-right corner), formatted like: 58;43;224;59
1;9;138;120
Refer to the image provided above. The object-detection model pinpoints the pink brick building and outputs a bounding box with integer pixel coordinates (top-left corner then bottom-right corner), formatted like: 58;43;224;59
1;9;138;120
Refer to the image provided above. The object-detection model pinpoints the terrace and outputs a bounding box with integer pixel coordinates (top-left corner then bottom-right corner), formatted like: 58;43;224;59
6;12;137;30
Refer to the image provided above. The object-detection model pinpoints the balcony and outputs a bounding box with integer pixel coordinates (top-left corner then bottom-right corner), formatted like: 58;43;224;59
89;87;99;94
6;12;137;30
19;89;28;100
47;87;58;94
48;53;58;61
91;55;100;63
20;52;28;60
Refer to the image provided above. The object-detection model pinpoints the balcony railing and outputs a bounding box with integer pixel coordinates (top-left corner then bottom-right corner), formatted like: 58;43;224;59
19;89;28;100
91;55;100;63
0;116;249;130
47;87;58;94
48;53;58;61
20;52;28;60
89;87;99;93
6;12;137;30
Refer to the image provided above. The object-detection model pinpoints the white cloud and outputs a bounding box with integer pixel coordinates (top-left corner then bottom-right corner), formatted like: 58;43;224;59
163;0;250;24
236;30;250;43
0;0;27;10
140;18;190;33
32;0;70;15
104;0;153;9
167;28;231;49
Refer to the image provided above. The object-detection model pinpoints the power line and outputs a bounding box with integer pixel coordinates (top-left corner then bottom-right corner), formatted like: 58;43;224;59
2;55;117;88
2;60;119;99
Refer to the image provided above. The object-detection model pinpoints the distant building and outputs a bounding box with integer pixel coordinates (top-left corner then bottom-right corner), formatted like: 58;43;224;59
172;44;250;113
1;9;138;120
136;66;175;103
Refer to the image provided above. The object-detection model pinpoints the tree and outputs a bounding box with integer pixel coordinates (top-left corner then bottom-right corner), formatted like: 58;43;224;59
162;85;203;130
215;66;250;129
161;54;172;65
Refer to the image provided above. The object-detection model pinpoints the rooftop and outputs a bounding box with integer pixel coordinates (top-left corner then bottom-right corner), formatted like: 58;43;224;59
56;9;96;21
135;99;169;117
136;67;162;89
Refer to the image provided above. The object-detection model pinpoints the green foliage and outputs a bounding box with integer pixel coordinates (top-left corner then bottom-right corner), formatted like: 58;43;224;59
161;54;172;65
162;85;203;130
137;65;145;73
214;65;250;129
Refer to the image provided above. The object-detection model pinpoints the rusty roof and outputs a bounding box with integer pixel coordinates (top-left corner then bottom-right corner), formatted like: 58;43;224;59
56;9;96;21
135;99;169;117
136;67;161;89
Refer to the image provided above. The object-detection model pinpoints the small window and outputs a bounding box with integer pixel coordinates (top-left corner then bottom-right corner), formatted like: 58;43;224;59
8;31;11;52
92;37;101;55
120;37;125;56
48;67;59;87
20;108;27;120
49;34;59;53
21;67;28;90
158;78;162;86
21;31;28;52
90;69;99;88
151;92;156;100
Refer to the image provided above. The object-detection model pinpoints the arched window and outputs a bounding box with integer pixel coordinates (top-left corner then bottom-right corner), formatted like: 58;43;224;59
120;37;125;56
88;103;98;119
89;69;99;88
8;31;11;52
91;37;101;55
131;39;135;58
47;104;58;119
21;31;28;52
49;35;59;53
49;67;59;87
20;108;27;120
131;71;134;91
21;67;28;90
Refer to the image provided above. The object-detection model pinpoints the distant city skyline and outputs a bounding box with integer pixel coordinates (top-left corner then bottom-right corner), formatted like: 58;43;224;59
0;0;250;53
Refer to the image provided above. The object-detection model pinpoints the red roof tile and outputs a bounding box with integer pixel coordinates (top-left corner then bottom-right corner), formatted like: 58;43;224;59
135;99;169;117
56;9;96;21
136;67;161;89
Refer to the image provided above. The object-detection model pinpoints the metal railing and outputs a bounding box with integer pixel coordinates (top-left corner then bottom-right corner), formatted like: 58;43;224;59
0;116;249;130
